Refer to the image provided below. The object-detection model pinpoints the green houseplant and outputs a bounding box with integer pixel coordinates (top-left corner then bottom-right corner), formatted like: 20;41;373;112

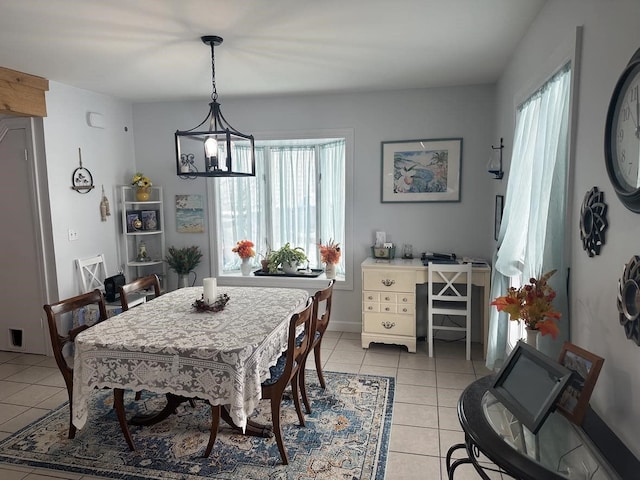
165;245;203;287
267;243;307;274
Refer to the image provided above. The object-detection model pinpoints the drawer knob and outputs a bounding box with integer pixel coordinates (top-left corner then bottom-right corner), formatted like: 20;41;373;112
367;295;374;300
384;307;390;311
381;321;395;329
401;297;408;303
384;296;391;301
381;279;395;287
367;306;373;310
402;307;408;313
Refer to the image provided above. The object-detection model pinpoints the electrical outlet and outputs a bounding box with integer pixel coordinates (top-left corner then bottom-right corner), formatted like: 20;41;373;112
68;229;79;241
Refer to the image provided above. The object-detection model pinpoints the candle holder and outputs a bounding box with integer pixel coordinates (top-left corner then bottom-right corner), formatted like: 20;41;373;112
193;293;230;313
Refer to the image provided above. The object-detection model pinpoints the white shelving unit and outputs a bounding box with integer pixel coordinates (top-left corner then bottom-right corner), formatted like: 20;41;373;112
118;186;166;290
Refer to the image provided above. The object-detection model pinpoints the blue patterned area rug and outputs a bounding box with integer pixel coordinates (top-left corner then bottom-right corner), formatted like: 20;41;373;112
0;372;393;480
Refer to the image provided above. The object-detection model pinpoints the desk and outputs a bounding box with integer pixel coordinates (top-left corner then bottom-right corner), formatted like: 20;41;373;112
447;375;621;480
361;258;491;355
72;286;309;433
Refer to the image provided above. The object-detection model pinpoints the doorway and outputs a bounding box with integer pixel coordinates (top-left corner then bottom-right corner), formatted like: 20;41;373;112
0;116;53;354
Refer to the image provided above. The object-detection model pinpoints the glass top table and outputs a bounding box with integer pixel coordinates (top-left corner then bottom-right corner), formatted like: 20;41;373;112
447;375;621;480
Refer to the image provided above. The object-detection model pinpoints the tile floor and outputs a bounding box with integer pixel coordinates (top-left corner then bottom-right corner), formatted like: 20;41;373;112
0;332;502;480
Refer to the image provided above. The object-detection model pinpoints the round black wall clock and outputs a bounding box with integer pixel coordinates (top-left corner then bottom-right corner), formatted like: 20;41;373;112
579;186;608;257
617;255;640;345
605;47;640;212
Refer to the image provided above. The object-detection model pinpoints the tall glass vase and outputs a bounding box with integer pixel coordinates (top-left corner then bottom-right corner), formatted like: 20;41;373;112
240;258;252;276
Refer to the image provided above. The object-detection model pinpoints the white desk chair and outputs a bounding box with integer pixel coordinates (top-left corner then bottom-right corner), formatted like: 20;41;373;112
428;262;472;360
75;254;144;320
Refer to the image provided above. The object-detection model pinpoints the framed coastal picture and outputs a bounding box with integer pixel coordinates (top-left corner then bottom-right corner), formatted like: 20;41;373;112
556;342;605;425
175;194;205;233
381;138;462;203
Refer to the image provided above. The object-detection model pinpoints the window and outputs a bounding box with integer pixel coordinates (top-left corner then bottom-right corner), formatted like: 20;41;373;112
212;134;347;277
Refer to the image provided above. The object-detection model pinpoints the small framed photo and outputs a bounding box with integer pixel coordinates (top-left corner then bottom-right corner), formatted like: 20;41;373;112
494;195;504;241
381;138;462;203
126;210;142;232
141;210;159;231
556;342;605;425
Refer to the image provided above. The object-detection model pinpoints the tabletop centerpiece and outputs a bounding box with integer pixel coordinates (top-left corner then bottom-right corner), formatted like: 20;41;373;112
131;172;152;201
232;239;256;276
193;293;230;312
491;269;561;346
319;239;341;279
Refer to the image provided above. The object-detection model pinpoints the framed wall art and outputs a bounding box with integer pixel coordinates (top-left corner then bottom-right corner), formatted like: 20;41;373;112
556;341;604;425
381;138;462;203
175;194;205;233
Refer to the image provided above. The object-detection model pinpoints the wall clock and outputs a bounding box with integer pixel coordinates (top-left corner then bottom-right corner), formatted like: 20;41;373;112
604;47;640;212
617;255;640;346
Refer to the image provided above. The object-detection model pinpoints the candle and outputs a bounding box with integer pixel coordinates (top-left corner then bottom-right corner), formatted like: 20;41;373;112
203;277;217;304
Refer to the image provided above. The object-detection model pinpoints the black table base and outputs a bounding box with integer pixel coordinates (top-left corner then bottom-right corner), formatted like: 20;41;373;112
446;434;516;480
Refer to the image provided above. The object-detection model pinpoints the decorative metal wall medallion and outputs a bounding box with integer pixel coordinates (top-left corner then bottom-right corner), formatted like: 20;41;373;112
580;187;608;257
617;255;640;345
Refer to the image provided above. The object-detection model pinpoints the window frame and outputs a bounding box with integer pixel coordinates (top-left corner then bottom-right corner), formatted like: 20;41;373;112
206;128;354;291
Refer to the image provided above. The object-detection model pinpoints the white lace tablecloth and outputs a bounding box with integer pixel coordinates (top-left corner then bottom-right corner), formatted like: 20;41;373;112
72;286;309;431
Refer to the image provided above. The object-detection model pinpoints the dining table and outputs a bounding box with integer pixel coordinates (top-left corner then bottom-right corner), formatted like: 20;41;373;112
71;285;310;444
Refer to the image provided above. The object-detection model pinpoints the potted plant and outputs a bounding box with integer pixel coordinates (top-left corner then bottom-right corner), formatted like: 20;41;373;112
267;243;307;274
165;245;203;288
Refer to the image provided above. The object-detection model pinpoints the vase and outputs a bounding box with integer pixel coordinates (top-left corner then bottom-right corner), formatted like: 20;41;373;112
178;273;191;289
240;258;252;276
282;261;298;274
325;263;336;279
136;186;151;201
525;327;539;349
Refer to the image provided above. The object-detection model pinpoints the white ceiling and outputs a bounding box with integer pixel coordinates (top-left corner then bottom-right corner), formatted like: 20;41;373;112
0;0;546;103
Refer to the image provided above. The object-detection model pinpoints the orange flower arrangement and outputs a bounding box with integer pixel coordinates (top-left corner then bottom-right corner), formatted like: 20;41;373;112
319;239;341;264
491;269;561;339
232;240;255;259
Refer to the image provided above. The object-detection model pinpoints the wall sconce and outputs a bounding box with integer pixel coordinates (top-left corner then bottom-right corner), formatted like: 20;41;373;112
488;138;504;179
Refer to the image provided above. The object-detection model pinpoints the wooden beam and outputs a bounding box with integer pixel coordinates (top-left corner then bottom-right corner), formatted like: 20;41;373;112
0;66;49;117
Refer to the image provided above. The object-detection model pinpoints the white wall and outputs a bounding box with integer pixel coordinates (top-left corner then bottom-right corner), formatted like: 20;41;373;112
496;0;640;458
42;82;136;299
131;86;497;338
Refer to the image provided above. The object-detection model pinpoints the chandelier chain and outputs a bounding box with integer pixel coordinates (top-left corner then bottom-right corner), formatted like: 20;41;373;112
210;42;218;102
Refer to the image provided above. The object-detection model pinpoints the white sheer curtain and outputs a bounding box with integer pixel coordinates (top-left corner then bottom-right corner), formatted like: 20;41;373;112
270;146;317;263
486;63;572;369
319;140;346;274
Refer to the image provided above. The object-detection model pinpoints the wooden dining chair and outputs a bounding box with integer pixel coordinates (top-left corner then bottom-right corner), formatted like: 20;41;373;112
204;298;314;463
118;274;160;311
43;289;135;450
300;279;334;414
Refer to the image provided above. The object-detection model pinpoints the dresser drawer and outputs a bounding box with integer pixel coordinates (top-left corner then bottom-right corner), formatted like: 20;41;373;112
363;292;379;302
363;302;379;313
363;269;415;292
363;313;415;336
380;293;397;303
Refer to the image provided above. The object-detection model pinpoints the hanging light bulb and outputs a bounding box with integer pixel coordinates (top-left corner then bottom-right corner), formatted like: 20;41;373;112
204;137;219;171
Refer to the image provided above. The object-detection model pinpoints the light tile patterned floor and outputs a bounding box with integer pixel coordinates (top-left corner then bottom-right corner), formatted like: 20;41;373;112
0;334;502;479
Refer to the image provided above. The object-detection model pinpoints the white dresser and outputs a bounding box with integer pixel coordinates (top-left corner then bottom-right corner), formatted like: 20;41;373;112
361;258;492;356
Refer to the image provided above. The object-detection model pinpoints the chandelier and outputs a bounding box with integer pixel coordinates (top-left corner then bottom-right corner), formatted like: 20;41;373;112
175;36;255;177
